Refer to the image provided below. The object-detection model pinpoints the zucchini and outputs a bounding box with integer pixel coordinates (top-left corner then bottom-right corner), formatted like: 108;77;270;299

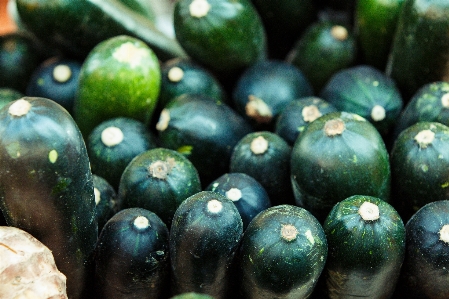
170;293;214;299
355;0;405;70
169;191;243;299
396;200;449;298
173;0;267;74
93;174;117;232
232;59;313;129
290;111;391;222
117;147;202;226
87;117;158;190
319;65;403;137
74;35;161;137
25;56;82;114
287;20;357;93
94;207;170;299
392;81;449;142
205;172;271;230
0;88;24;110
238;204;327;299
229;131;294;205
156;93;253;185
390;121;449;222
0;32;42;92
386;0;449;99
323;195;405;299
0;97;98;299
15;0;186;61
274;96;338;146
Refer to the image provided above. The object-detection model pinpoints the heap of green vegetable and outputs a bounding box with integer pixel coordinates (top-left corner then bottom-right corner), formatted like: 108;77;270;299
1;0;449;298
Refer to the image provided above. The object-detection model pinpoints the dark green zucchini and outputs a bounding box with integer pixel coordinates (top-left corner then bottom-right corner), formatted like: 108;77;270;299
274;96;338;145
0;97;98;299
169;191;243;299
251;0;317;59
386;0;449;99
390;121;449;222
170;293;214;299
355;0;405;70
0;32;42;92
319;65;403;137
173;0;267;74
158;57;228;110
117;147;202;226
93;174;117;232
74;35;161;137
232;59;313;129
15;0;186;61
238;204;327;299
323;195;405;299
0;88;24;110
291;111;391;222
87;117;158;190
229;131;294;205
26;56;82;114
392;81;449;142
205;172;271;230
155;93;253;185
286;20;357;93
395;200;449;298
94;207;170;299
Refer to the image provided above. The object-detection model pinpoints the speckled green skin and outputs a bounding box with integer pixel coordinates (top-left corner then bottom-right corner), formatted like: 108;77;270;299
355;0;405;70
396;200;449;298
15;0;185;60
386;0;449;100
0;97;98;299
392;81;449;141
74;35;161;137
87;117;157;190
320;65;403;137
118;147;201;226
238;204;327;299
169;191;243;299
291;111;391;222
323;195;405;299
391;121;449;222
173;0;267;73
94;208;170;299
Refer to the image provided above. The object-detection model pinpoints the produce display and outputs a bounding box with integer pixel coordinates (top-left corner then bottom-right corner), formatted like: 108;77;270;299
2;0;449;298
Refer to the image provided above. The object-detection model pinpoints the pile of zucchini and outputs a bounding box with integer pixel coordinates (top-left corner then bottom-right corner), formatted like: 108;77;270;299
1;0;449;298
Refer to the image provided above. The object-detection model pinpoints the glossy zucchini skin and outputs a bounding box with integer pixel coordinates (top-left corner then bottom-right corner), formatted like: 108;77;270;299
386;0;449;99
156;94;253;185
229;131;294;206
169;191;243;299
355;0;405;70
390;122;449;222
118;147;202;226
274;96;338;146
26;56;82;114
87;117;158;190
287;20;357;93
170;293;214;299
232;60;313;129
323;195;405;299
93;174;117;232
173;0;267;73
205;172;271;230
392;81;449;142
74;35;161;137
290;111;391;222
15;0;186;61
0;97;98;299
94;207;170;299
396;200;449;298
320;65;403;137
238;204;327;299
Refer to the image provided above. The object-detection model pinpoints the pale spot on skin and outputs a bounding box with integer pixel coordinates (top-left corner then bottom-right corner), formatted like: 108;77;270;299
112;42;149;68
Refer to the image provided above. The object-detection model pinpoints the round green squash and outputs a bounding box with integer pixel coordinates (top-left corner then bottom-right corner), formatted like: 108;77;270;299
291;111;391;222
